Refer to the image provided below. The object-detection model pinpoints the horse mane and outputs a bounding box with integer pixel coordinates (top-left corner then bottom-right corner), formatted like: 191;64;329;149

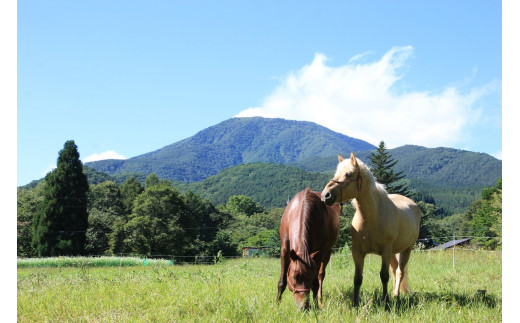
298;188;319;270
350;157;389;207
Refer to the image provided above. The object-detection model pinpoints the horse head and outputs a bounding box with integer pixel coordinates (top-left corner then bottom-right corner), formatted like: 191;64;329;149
287;249;321;310
321;152;362;205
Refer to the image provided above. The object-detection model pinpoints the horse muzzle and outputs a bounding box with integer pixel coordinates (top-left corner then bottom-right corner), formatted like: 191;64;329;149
321;189;336;206
293;292;311;311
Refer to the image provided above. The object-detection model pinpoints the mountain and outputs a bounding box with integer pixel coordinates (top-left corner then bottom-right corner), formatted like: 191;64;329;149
86;117;376;182
378;145;501;187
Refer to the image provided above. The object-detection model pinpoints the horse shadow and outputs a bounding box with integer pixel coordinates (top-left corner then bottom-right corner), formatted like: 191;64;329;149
336;287;499;312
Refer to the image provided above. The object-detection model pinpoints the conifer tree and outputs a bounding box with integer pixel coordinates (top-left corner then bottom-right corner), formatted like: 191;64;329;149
368;141;412;197
32;140;89;256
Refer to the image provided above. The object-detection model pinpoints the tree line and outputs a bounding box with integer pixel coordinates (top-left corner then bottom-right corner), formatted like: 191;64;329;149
17;140;502;259
18;141;289;259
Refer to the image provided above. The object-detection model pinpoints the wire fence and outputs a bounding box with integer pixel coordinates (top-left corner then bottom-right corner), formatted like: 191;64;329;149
85;236;501;266
18;235;501;269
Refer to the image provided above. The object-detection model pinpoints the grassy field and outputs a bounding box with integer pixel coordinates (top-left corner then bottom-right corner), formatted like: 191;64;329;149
17;250;501;322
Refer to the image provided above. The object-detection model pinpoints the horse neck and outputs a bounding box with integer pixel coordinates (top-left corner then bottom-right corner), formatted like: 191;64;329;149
353;179;382;225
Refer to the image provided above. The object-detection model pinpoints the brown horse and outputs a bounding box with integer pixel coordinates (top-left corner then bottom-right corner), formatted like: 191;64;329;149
321;153;421;307
276;188;340;310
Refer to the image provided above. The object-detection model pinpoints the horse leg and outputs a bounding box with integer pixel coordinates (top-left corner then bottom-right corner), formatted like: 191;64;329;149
380;247;392;308
276;240;290;303
352;247;365;307
390;253;398;296
394;247;413;297
316;250;332;307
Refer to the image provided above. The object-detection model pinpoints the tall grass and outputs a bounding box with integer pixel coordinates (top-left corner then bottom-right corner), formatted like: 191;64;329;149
17;250;501;322
17;256;173;268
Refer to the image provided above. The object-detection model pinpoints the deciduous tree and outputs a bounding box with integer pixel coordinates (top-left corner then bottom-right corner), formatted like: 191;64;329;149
465;179;502;249
85;181;125;255
17;183;45;257
116;185;192;256
120;176;144;215
226;195;264;217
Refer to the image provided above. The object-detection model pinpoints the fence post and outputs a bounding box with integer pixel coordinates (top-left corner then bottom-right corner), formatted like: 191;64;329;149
452;232;455;270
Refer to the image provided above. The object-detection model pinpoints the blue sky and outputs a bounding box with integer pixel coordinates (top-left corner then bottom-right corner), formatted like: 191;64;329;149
16;0;503;186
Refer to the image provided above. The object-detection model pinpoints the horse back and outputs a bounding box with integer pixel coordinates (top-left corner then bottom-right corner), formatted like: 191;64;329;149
280;188;340;253
388;194;421;224
388;194;422;249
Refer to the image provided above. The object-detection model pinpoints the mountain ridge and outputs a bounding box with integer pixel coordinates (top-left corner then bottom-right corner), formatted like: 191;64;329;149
296;144;501;188
85;117;376;182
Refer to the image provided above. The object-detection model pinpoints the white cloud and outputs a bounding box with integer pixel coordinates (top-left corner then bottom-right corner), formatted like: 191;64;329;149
348;51;375;63
83;151;127;163
236;46;494;149
41;164;56;177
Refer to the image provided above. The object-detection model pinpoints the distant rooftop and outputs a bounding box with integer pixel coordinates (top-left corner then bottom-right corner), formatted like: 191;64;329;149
430;238;471;250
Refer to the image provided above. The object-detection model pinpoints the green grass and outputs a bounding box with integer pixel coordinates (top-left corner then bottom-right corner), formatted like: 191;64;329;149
17;250;501;322
17;256;175;268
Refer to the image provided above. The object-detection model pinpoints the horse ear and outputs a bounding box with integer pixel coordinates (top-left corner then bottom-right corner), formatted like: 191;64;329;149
350;152;358;167
338;154;344;163
310;251;321;262
290;249;298;261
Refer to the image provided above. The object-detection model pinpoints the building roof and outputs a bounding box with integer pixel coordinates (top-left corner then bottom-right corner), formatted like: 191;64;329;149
430;238;471;250
241;246;269;250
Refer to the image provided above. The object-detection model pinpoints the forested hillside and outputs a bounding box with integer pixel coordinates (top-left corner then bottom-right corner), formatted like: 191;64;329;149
296;145;501;187
79;160;496;215
383;145;501;187
24;159;496;216
176;163;333;208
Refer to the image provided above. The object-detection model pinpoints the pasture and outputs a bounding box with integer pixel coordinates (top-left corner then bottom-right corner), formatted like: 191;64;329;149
17;250;501;322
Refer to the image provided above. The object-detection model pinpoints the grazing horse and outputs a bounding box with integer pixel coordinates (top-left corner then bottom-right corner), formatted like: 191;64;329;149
321;153;421;307
276;188;340;310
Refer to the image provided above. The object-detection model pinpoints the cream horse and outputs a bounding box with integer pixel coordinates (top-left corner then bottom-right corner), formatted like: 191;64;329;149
321;153;421;307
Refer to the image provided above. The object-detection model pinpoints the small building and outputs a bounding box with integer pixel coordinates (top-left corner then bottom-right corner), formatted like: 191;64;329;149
242;246;269;257
430;238;471;250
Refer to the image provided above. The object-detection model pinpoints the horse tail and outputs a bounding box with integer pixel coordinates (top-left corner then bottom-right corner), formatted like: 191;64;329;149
391;255;412;294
